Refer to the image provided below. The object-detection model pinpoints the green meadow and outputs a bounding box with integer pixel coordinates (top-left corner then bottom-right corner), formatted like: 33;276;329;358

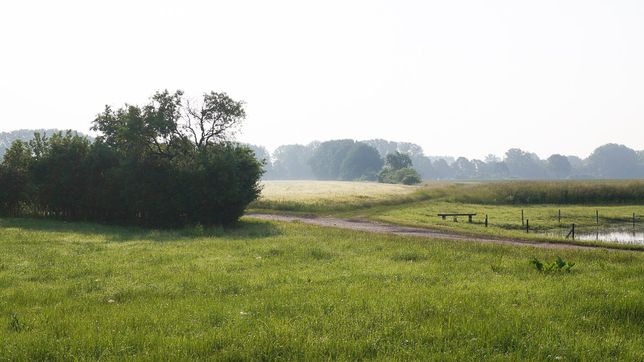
2;180;644;360
254;180;644;250
1;217;644;360
351;202;644;249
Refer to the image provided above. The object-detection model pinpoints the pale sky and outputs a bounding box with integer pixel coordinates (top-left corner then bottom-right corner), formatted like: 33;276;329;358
1;0;643;160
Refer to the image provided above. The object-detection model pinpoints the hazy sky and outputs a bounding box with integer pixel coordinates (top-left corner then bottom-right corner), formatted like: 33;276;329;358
1;0;643;159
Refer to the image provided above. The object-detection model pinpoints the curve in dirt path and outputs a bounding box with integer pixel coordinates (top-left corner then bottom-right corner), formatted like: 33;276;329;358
245;213;637;252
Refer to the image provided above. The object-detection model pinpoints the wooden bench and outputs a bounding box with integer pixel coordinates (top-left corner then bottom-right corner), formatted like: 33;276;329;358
438;213;476;223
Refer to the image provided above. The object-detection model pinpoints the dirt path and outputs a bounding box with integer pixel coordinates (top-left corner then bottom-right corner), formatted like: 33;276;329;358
246;213;635;251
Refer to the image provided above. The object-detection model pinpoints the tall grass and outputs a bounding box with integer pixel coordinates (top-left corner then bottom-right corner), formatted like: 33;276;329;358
250;191;433;213
423;180;644;205
250;180;439;213
252;180;644;214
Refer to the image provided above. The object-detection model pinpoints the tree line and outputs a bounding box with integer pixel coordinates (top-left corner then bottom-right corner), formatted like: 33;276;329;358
247;139;422;184
246;140;644;181
2;131;642;191
0;91;263;227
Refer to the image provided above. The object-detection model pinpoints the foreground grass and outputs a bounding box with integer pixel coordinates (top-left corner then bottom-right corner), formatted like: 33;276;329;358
1;218;644;360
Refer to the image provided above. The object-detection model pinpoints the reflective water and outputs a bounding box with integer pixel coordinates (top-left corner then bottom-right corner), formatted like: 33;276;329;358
545;225;644;245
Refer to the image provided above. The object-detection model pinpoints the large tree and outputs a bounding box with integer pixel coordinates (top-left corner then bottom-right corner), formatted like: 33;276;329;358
308;139;357;180
587;143;641;179
339;143;384;181
546;154;572;179
271;144;315;180
504;148;546;179
452;157;475;179
379;151;421;184
384;152;412;170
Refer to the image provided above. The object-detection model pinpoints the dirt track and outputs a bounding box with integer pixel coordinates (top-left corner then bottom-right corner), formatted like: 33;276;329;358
246;213;636;252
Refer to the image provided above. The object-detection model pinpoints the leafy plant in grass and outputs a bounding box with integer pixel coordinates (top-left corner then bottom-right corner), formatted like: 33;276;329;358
9;313;23;332
310;248;334;260
530;256;575;273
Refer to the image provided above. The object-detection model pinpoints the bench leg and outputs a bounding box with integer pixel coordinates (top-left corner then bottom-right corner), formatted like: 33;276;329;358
441;216;446;220
468;215;473;223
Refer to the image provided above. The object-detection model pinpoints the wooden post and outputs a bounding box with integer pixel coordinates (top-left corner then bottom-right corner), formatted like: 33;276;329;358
521;209;524;226
558;209;561;224
485;214;488;228
565;223;575;240
526;219;529;233
596;209;599;224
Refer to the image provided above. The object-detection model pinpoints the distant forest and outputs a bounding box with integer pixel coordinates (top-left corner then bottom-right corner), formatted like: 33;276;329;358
246;139;644;181
2;131;644;181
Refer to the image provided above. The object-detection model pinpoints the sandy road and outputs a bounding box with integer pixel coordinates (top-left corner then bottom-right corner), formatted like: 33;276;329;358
246;213;638;252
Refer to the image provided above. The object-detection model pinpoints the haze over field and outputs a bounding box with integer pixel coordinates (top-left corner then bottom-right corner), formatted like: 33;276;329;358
1;0;644;159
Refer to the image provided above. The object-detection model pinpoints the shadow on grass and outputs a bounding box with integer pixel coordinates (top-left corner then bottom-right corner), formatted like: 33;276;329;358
0;217;281;243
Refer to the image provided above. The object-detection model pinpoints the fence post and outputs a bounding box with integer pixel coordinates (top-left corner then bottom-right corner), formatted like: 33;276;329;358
521;209;524;226
526;219;529;233
565;223;575;240
558;209;561;224
596;209;599;224
485;214;488;228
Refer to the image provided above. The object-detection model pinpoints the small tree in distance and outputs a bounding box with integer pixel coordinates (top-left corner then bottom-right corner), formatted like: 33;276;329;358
378;151;421;185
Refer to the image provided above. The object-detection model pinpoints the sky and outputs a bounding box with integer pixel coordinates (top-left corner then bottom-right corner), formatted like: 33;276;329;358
1;0;643;160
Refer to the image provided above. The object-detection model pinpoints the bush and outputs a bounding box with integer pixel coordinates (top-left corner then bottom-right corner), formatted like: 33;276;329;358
379;167;422;185
402;174;422;185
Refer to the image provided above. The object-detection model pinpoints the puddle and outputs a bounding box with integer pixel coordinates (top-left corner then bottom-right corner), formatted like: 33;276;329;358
544;224;644;245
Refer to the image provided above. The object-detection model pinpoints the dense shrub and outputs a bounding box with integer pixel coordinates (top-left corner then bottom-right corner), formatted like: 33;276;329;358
0;91;264;227
379;167;422;185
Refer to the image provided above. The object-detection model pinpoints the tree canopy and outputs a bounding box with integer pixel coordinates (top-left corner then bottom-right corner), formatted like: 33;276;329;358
378;151;422;185
308;140;384;181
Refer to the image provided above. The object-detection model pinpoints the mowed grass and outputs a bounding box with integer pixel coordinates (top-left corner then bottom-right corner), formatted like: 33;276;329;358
250;180;439;213
1;217;644;360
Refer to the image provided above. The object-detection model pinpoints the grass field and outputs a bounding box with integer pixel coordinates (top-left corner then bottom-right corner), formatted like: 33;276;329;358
251;180;431;212
259;180;419;200
351;202;644;249
254;180;644;249
1;217;644;360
